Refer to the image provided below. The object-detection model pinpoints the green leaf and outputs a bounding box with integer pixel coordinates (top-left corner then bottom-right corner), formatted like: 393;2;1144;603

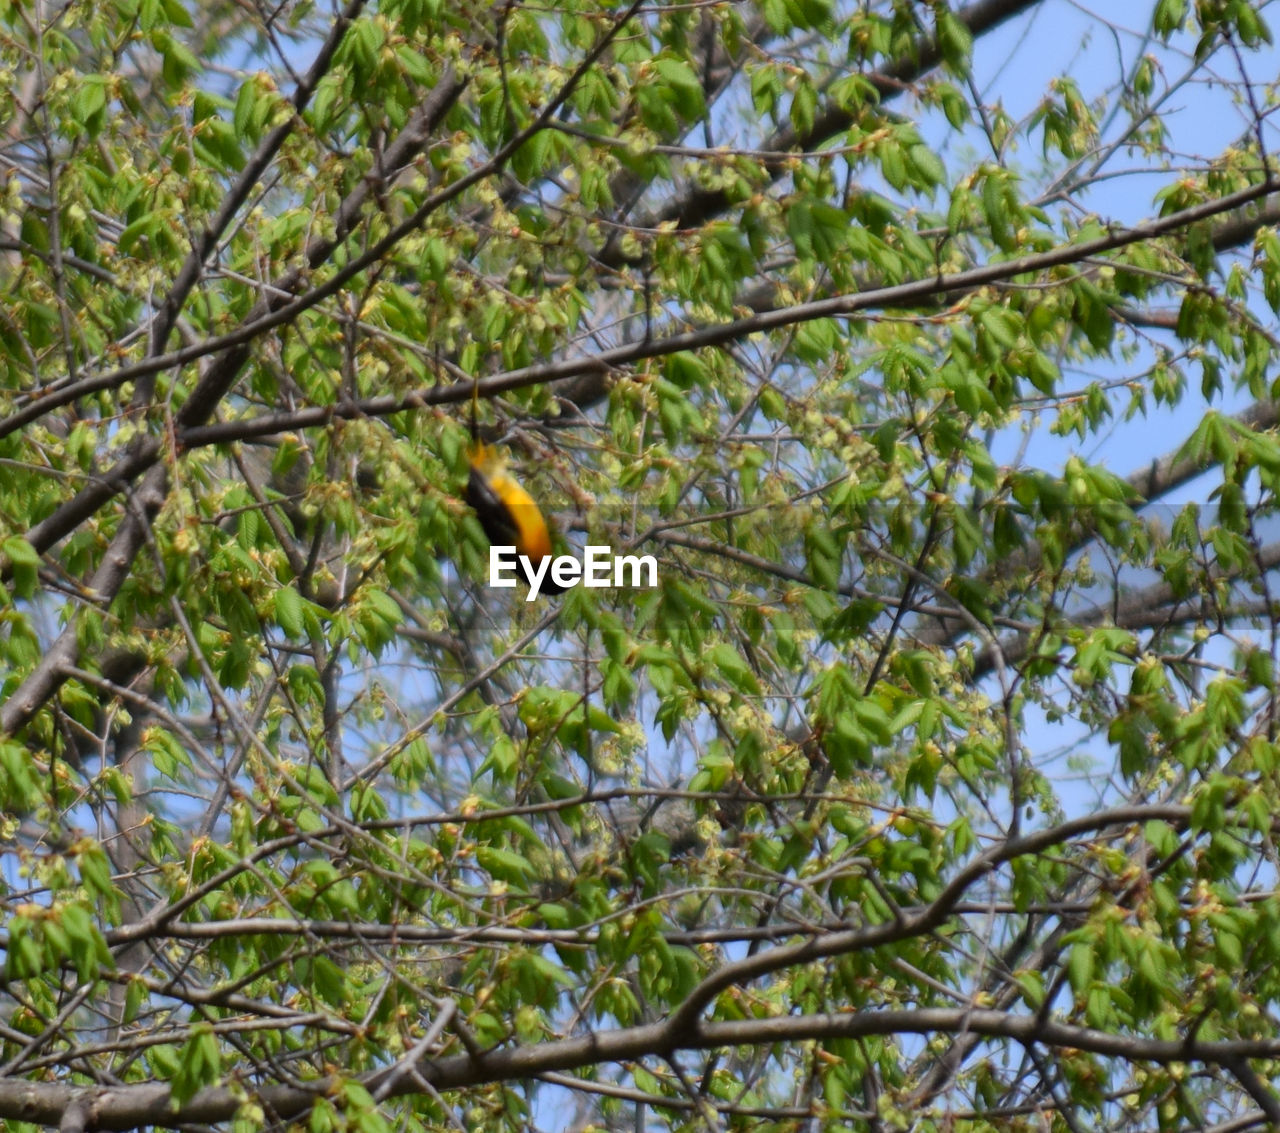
1067;939;1094;994
705;642;760;695
274;586;305;638
477;845;537;885
171;1024;222;1105
652;56;705;120
3;536;39;599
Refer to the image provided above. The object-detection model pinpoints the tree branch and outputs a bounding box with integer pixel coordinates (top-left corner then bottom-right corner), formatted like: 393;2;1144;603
173;177;1280;455
7;1000;1279;1131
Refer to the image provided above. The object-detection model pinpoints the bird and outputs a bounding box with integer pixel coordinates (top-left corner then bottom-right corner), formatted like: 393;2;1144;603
464;396;564;595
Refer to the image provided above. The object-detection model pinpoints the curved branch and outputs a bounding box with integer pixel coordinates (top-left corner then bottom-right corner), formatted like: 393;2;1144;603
663;802;1190;1036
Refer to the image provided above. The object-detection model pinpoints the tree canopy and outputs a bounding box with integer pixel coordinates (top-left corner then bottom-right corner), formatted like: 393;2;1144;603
5;0;1280;1128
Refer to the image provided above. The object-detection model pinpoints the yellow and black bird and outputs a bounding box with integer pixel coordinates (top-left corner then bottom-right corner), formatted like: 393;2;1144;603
464;400;564;595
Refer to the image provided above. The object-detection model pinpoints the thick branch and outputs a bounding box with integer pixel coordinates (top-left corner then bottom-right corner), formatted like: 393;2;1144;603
7;1001;1278;1131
